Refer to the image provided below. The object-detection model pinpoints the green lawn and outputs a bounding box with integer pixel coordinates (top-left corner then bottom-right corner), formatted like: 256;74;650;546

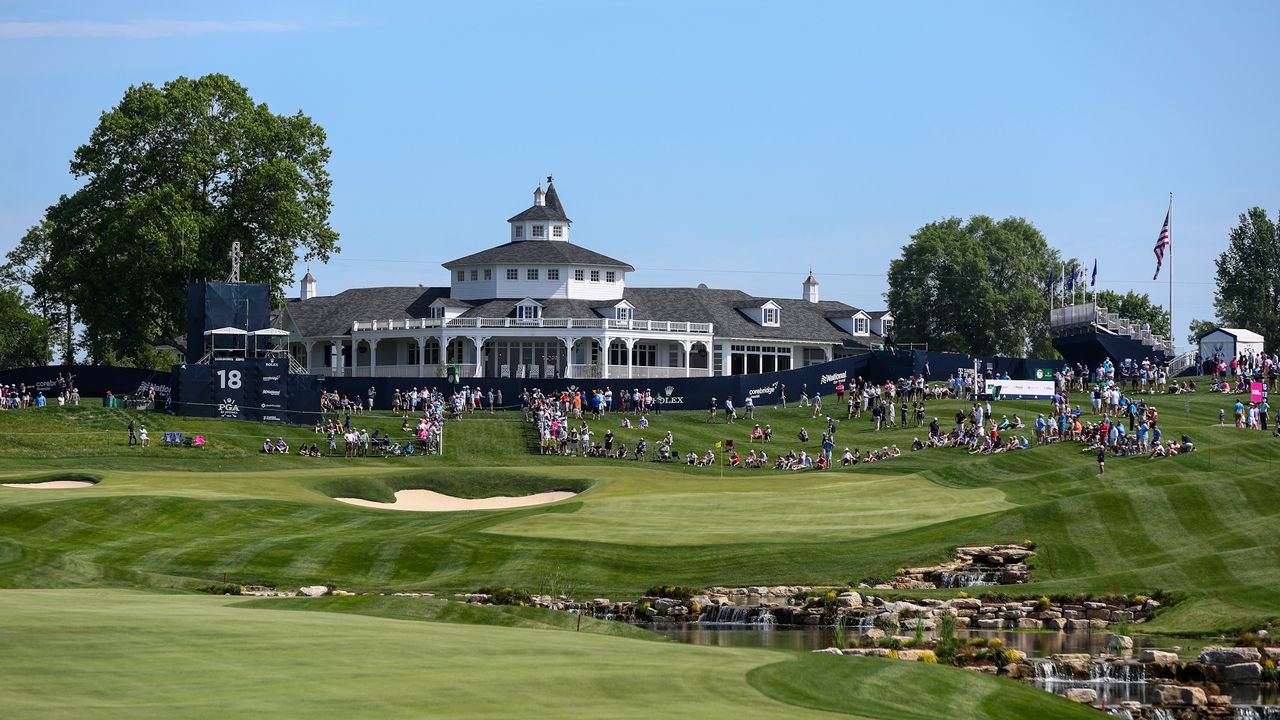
0;382;1277;716
0;589;1100;720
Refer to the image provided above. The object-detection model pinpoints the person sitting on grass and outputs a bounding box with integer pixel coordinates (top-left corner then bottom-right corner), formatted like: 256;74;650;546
815;454;829;470
911;437;924;451
297;444;309;457
262;437;273;453
638;415;649;429
797;427;809;443
620;417;632;429
729;450;741;467
686;451;698;465
763;424;773;442
275;437;288;454
308;442;320;457
841;447;854;465
750;424;764;442
658;440;671;461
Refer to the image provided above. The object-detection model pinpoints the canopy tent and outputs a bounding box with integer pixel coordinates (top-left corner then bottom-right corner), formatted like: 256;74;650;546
203;327;249;335
1198;327;1265;365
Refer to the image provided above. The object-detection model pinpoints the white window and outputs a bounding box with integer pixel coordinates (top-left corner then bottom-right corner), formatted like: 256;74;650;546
547;268;560;281
527;268;539;281
617;307;632;321
531;225;545;238
854;318;868;334
517;303;541;320
514;225;523;239
484;269;492;281
506;268;518;280
456;270;465;281
574;269;585;281
470;269;478;281
552;225;563;238
884;318;894;331
763;307;778;325
606;271;616;282
590;270;600;282
427;305;444;319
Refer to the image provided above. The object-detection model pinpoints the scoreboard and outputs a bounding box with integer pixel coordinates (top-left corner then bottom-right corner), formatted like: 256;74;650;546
208;357;289;422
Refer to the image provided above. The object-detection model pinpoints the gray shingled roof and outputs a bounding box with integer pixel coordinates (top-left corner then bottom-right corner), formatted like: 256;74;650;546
442;241;634;270
285;284;886;344
507;181;571;223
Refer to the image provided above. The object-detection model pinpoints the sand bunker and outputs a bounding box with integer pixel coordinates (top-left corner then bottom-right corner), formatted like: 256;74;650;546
335;489;576;512
2;480;96;489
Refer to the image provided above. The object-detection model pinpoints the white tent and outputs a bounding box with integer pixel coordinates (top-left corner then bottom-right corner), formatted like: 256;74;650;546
1198;327;1265;362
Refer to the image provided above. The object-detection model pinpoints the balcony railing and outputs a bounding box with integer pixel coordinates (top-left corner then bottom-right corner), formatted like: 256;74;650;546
351;317;713;335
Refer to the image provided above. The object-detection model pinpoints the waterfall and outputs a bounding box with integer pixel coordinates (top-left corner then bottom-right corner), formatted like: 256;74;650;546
698;605;751;624
1031;660;1059;683
1152;709;1176;720
939;570;997;588
1236;708;1261;720
755;610;776;626
1088;660;1146;684
1104;710;1133;720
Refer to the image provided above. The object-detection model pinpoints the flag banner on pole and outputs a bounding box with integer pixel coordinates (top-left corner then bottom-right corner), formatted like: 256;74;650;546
1091;259;1097;288
1153;209;1171;280
1076;265;1087;288
1065;265;1075;293
1046;268;1054;296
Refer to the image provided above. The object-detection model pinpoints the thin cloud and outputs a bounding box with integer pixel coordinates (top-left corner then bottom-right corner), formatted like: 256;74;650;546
0;18;342;39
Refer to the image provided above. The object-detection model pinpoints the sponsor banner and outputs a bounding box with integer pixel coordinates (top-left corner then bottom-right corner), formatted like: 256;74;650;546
0;364;170;400
210;356;246;420
984;379;1056;400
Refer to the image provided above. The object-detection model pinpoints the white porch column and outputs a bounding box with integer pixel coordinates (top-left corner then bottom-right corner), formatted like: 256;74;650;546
601;337;611;379
369;338;379;378
350;337;358;377
303;340;316;373
624;337;636;379
559;336;574;378
470;336;488;378
416;337;425;378
680;340;693;378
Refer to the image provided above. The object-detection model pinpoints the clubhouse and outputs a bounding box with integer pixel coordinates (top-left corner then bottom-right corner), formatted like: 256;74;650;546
281;179;892;380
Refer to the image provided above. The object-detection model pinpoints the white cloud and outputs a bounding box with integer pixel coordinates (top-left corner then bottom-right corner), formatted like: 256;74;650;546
0;18;333;39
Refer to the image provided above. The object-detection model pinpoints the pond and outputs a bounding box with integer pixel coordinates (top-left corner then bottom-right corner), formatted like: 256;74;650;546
649;624;1279;709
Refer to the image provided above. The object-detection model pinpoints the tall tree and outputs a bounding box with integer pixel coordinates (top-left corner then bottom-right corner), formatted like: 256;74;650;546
1186;318;1216;348
1213;208;1280;346
886;216;1058;357
1093;289;1170;338
2;221;75;363
0;287;53;369
27;73;338;366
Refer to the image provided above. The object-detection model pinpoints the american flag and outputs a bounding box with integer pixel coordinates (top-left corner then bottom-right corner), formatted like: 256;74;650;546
1153;209;1171;280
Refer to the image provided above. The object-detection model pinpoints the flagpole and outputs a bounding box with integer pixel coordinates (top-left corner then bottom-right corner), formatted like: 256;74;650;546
1168;192;1174;354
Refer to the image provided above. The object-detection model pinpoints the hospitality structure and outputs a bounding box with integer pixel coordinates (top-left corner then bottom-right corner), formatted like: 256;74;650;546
281;178;893;379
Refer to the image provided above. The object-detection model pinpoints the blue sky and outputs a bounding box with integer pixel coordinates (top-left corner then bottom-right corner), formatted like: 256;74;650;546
3;1;1278;346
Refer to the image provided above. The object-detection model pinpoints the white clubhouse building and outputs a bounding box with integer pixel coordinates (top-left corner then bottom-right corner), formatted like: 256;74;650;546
281;179;892;379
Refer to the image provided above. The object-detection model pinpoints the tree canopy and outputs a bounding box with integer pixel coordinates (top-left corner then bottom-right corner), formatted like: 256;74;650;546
1093;289;1170;339
1212;207;1280;347
18;73;338;366
885;216;1058;357
0;286;53;369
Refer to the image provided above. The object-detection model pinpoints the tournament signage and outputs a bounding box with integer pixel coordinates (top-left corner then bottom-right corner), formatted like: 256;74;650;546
251;358;289;423
210;356;246;419
984;379;1056;400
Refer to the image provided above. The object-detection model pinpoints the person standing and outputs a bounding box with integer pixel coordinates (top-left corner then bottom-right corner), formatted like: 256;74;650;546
127;419;137;447
1096;446;1106;476
779;383;787;408
1261;397;1270;431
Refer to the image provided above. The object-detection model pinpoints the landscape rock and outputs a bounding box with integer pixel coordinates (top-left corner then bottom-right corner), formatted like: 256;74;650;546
859;628;886;641
1140;649;1179;664
1154;684;1208;707
299;585;329;597
1198;646;1262;666
1064;688;1097;704
1220;662;1263;684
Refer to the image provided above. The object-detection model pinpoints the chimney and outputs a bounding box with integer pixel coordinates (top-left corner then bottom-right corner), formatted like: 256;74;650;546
533;183;546;207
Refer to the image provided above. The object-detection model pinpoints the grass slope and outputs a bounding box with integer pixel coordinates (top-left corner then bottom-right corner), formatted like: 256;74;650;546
0;384;1277;634
0;589;1099;720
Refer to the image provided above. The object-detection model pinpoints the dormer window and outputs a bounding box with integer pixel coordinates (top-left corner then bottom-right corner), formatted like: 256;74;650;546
531;225;545;238
612;301;634;321
617;307;632;321
855;317;868;334
514;225;523;239
763;307;779;326
552;225;563;238
883;318;894;332
516;300;542;320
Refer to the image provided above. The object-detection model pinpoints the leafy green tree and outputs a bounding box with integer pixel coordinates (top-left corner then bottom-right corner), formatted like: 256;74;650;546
1213;208;1280;347
1186;318;1217;348
0;287;53;369
26;73;338;366
2;221;75;363
886;216;1058;357
1093;289;1170;338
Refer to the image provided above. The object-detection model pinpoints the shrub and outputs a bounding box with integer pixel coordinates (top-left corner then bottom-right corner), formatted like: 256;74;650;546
955;590;969;599
198;583;241;595
987;637;1003;649
1022;539;1037;550
478;586;531;606
645;585;696;601
917;650;938;663
967;637;988;647
1036;596;1051;609
886;649;900;660
1006;649;1023;663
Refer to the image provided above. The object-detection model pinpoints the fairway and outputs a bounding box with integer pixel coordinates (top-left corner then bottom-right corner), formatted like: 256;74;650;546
0;589;1099;720
486;468;1011;544
1;384;1278;717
